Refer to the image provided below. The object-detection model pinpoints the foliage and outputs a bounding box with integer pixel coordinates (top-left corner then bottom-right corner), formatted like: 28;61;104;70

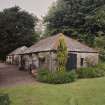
94;36;105;61
0;94;10;105
85;5;105;37
57;34;68;72
99;49;105;61
0;6;39;60
44;0;105;46
77;63;105;78
37;69;77;84
94;36;105;49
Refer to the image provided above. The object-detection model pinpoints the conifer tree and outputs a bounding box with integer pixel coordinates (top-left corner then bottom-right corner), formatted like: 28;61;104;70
57;34;68;72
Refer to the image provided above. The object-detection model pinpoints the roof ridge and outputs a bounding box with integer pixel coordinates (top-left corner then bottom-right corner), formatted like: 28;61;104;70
8;46;27;55
51;34;61;50
51;33;67;50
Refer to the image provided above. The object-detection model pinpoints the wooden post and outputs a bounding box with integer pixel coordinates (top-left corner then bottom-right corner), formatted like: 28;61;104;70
35;53;39;69
49;51;53;71
12;55;14;64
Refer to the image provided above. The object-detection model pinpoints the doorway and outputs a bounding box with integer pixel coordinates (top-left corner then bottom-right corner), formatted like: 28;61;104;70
66;53;77;70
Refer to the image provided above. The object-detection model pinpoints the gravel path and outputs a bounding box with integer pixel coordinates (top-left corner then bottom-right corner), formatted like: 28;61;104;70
0;63;36;88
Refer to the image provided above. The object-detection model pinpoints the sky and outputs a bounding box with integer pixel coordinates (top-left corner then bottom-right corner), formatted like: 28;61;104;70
0;0;56;18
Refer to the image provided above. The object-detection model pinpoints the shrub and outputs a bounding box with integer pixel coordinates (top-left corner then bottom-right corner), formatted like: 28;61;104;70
0;94;10;105
77;63;105;78
37;69;77;84
99;49;105;61
77;67;96;78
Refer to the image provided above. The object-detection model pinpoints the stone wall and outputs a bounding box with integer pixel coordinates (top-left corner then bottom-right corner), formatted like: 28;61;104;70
23;54;32;70
38;52;53;71
48;52;57;71
23;52;57;71
6;56;12;64
20;51;99;71
13;55;20;64
76;52;99;68
6;55;20;65
32;54;39;68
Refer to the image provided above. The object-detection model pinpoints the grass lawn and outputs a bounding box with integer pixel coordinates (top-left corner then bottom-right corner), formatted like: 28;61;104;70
1;77;105;105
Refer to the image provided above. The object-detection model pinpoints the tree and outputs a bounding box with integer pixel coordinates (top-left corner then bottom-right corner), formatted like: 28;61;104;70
57;34;68;72
0;6;39;60
44;0;105;46
94;36;105;61
85;5;105;35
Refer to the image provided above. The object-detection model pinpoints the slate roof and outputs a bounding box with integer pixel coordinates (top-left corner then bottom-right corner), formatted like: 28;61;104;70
8;46;28;56
23;33;98;54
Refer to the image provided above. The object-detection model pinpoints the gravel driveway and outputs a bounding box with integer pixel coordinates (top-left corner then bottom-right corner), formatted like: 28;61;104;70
0;63;35;88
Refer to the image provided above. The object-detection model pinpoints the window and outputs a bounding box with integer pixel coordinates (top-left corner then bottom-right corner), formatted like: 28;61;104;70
80;58;84;66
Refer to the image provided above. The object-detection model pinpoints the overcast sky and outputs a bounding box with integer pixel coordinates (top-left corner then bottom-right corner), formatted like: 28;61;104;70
0;0;56;18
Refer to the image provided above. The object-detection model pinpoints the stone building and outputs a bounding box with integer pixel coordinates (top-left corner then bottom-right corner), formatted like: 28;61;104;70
20;33;98;71
6;46;28;65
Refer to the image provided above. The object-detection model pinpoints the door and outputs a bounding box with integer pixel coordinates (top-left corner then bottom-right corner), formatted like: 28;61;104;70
66;53;77;70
